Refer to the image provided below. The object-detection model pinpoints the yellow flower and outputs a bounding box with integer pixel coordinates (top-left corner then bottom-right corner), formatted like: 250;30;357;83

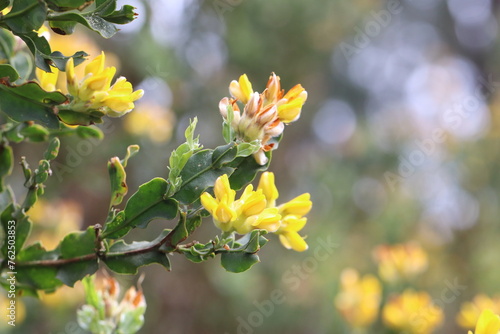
373;242;428;283
36;67;60;91
468;310;500;334
334;268;382;329
66;52;143;116
458;295;500;329
229;74;253;104
200;174;237;231
256;172;312;252
257;171;279;207
277;84;308;123
382;289;443;334
201;174;282;234
220;73;307;165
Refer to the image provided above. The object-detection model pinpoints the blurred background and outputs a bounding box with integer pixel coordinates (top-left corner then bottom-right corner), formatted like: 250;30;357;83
3;0;500;333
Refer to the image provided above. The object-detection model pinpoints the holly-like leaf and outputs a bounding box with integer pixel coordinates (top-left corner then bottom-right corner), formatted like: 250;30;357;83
102;178;179;239
173;144;239;204
232;230;268;253
3;0;47;33
1;204;32;258
0;142;13;191
229;152;271;190
103;5;137;24
104;230;171;274
16;243;62;291
15;31;87;72
56;227;99;286
47;11;118;38
220;252;260;273
0;80;66;128
161;213;202;251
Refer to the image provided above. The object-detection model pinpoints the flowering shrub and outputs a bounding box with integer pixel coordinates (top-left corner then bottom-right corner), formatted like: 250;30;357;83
0;1;311;333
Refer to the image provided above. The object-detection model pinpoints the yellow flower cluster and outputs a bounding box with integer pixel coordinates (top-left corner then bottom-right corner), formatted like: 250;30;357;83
458;295;500;329
200;172;312;251
373;242;428;283
334;268;382;329
382;289;444;334
36;52;143;117
219;73;307;165
468;310;500;334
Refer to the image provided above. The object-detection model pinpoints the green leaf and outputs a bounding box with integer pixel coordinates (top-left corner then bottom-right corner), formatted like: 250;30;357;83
233;230;268;253
19;124;50;142
76;125;104;140
43;137;61;160
47;11;118;39
229;152;271;190
57;109;104;126
108;157;127;207
161;213;202;251
173;144;239;204
105;229;171;274
102;178;178;239
167;118;202;195
16;243;62;291
0;80;65;128
10;51;33;84
0;29;16;60
0;0;9;12
0;64;19;82
121;144;139;168
46;0;90;11
3;0;47;33
103;5;137;24
0;186;14;215
56;227;99;286
49;50;88;71
15;31;87;72
1;204;31;258
220;252;260;273
49;19;78;35
0;142;13;191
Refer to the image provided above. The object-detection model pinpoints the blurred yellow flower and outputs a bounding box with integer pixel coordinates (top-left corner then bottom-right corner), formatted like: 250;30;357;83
0;293;25;330
468;309;500;334
382;289;443;334
66;52;143;116
123;102;176;143
40;283;84;309
36;66;60;92
27;199;83;250
458;295;500;329
334;268;382;329
220;73;307;165
373;242;428;283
